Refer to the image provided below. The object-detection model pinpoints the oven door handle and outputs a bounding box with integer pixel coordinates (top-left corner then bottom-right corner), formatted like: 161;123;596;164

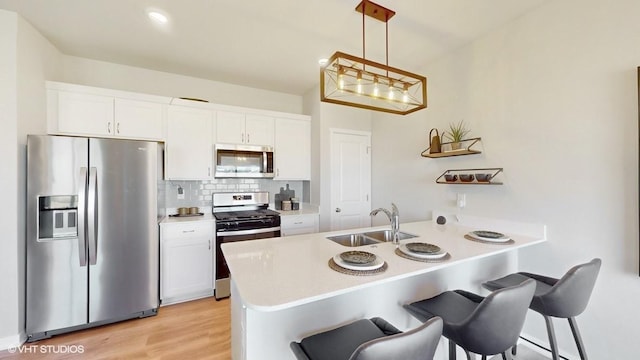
216;226;281;237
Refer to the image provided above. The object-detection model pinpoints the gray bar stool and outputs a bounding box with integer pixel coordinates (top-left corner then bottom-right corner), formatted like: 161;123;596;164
482;258;601;360
404;278;535;360
290;316;442;360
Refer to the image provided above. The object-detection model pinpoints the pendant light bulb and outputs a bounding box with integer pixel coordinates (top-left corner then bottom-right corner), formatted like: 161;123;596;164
388;80;395;100
373;76;379;97
402;83;409;103
338;66;345;90
356;71;363;94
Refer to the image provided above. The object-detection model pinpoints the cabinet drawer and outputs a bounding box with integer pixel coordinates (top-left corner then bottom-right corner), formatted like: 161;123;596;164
281;214;317;228
282;226;317;237
162;221;214;239
281;214;318;236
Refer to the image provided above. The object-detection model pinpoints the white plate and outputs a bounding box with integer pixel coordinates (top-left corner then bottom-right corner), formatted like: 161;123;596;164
467;231;511;243
332;254;384;271
398;244;448;259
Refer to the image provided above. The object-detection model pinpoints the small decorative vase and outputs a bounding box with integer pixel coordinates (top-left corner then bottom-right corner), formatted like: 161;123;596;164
451;142;461;150
429;128;441;154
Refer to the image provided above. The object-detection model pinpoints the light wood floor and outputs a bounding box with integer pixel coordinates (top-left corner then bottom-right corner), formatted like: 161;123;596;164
0;297;231;360
0;296;553;360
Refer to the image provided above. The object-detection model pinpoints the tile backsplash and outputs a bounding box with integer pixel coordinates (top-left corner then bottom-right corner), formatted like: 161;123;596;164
164;179;308;210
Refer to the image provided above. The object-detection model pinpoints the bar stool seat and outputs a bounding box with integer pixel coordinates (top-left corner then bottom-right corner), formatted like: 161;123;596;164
482;258;601;360
290;316;442;360
404;279;535;360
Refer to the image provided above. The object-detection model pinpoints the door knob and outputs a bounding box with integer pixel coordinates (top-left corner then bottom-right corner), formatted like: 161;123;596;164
335;208;341;213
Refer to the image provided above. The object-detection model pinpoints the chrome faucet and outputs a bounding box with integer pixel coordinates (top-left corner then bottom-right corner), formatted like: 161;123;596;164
370;203;400;244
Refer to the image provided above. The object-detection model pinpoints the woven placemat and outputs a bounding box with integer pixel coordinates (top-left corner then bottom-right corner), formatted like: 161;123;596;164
464;234;515;245
328;258;388;276
394;248;451;263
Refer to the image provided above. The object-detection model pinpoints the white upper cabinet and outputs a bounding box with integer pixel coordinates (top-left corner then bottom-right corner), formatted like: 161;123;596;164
56;91;115;136
216;111;274;146
245;114;274;146
216;111;245;144
47;81;169;141
274;117;311;180
46;82;313;181
166;105;214;180
114;99;164;140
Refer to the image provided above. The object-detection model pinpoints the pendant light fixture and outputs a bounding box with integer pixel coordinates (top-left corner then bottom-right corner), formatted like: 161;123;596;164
320;0;427;115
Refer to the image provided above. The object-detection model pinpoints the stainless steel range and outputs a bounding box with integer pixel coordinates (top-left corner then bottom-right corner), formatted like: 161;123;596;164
213;191;281;299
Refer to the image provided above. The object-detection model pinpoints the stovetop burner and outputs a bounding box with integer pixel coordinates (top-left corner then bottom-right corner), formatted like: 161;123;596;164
213;209;280;221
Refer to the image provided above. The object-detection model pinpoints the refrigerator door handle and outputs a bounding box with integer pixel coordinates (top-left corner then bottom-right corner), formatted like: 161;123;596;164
88;167;98;265
77;167;88;266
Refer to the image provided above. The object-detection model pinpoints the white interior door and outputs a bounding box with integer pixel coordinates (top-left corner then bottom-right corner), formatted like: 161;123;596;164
330;129;371;231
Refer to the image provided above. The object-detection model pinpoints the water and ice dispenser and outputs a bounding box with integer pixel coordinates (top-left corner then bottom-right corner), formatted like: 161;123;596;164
38;195;78;240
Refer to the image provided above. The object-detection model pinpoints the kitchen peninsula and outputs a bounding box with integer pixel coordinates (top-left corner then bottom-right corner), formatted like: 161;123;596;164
221;216;546;359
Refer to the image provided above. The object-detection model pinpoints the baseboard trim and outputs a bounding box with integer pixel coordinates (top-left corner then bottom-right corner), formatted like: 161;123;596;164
0;332;26;351
519;332;578;360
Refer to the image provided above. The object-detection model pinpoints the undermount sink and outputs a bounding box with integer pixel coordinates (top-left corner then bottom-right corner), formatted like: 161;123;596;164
326;233;381;247
361;230;417;242
326;230;417;247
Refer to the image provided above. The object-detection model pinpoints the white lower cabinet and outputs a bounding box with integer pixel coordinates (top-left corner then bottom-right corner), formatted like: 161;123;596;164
280;214;319;236
160;220;215;305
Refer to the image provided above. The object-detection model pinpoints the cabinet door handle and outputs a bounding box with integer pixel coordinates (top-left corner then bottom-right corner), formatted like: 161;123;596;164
208;167;211;177
107;122;112;133
335;208;341;213
242;133;244;143
208;239;211;250
182;230;195;233
116;122;120;134
247;133;250;143
277;168;280;177
294;222;303;225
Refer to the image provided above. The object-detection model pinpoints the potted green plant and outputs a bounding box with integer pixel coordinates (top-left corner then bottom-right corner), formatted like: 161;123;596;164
444;120;470;150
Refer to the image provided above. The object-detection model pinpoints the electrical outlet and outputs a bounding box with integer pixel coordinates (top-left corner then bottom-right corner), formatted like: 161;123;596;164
177;186;185;200
457;193;466;208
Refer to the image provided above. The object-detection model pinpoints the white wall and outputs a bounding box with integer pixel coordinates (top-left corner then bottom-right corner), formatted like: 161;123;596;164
0;10;20;349
303;86;322;207
304;85;373;231
0;9;61;348
372;0;640;358
61;56;303;114
15;14;64;343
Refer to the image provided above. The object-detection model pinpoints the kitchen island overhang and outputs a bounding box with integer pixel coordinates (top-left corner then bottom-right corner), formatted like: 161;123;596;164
222;216;546;359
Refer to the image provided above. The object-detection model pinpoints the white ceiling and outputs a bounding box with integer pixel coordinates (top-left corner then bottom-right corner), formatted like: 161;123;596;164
0;0;549;95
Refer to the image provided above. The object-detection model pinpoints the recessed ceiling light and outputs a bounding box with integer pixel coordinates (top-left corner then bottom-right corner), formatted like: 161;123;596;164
318;58;329;66
148;11;168;24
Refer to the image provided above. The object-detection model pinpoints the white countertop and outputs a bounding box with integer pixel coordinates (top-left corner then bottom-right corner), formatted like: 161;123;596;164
221;216;546;312
159;203;318;224
271;203;319;216
159;212;216;225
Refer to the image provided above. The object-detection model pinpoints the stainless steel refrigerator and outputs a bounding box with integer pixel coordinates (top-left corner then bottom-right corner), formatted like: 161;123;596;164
26;135;162;341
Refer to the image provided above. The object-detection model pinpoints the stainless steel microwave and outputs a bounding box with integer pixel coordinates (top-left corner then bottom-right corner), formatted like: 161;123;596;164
214;144;274;178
